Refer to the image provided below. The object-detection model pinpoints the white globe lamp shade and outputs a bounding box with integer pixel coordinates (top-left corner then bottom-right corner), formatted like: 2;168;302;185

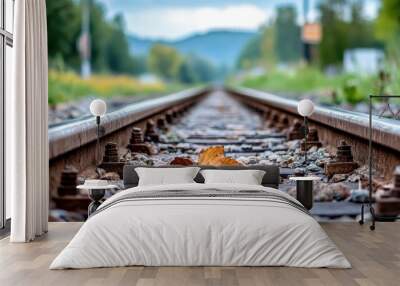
297;99;315;117
90;99;107;117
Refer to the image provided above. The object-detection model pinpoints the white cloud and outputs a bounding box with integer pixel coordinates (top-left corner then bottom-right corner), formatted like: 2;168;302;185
364;0;380;19
125;5;273;39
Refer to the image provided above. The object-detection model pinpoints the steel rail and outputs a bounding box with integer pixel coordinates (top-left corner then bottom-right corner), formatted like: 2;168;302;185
49;87;209;160
228;86;400;152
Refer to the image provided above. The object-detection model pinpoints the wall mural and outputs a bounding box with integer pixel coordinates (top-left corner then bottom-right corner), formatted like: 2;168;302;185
46;0;400;224
49;89;400;223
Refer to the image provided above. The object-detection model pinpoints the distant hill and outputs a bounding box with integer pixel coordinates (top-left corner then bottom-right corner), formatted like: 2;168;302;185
128;30;257;67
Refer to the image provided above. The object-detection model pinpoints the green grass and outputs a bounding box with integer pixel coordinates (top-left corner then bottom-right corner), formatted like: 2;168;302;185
48;70;188;106
237;67;400;106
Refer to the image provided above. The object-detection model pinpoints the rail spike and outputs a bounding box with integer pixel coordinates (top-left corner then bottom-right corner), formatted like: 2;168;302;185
144;119;160;143
165;111;174;124
267;111;280;128
57;165;78;196
157;117;168;132
264;109;271;120
276;115;289;131
98;142;125;176
287;119;304;140
127;127;156;155
172;110;179;120
301;128;322;151
325;140;358;176
102;142;119;163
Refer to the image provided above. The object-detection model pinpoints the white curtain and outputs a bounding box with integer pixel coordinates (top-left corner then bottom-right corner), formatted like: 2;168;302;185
7;0;49;242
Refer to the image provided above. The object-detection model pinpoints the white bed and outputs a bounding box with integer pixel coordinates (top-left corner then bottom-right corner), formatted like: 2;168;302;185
50;183;351;269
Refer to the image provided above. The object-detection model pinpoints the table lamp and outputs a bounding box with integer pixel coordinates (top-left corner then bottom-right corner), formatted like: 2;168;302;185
297;99;315;164
90;99;107;165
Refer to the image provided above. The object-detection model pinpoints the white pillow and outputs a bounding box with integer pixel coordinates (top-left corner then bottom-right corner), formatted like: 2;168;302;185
136;167;200;186
200;169;266;185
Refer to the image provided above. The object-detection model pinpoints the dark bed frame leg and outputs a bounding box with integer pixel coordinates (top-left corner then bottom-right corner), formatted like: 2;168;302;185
88;189;106;217
370;205;376;231
359;204;364;225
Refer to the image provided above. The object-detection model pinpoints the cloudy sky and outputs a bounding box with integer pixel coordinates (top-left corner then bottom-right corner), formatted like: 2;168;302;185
98;0;380;40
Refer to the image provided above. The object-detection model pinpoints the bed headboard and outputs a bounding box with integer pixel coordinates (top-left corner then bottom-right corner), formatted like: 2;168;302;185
123;165;280;189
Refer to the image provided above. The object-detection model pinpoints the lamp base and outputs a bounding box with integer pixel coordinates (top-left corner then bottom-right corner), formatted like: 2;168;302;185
296;180;314;210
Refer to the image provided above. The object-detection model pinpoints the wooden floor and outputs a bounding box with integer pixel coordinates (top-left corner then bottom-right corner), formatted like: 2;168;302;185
0;222;399;286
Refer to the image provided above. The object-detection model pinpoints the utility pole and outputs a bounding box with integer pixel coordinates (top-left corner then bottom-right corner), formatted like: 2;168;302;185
303;0;309;23
79;0;91;78
303;0;312;64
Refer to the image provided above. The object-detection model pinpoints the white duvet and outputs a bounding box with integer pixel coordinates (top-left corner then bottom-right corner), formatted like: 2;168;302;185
50;183;351;269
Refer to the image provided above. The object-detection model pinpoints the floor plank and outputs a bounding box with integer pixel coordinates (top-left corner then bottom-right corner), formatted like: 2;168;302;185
0;222;399;286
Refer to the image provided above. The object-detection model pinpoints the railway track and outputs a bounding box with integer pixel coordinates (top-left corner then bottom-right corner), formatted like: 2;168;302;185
229;87;400;175
48;87;400;221
49;87;209;192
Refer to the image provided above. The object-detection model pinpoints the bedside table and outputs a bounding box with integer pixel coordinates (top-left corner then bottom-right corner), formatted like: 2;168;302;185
289;176;321;210
77;182;118;216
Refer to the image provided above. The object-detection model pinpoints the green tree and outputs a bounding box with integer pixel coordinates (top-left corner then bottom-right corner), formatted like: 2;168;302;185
348;1;376;48
376;0;400;64
148;44;182;80
178;59;198;84
319;0;380;68
82;2;141;75
45;0;173;78
88;1;112;73
319;0;348;67
260;25;277;67
274;6;301;63
237;24;276;70
188;55;216;82
237;35;262;69
46;0;80;68
105;15;136;74
131;56;148;75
